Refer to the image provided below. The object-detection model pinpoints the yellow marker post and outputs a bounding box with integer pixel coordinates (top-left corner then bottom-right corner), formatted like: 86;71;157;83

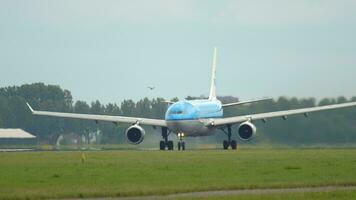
81;152;87;163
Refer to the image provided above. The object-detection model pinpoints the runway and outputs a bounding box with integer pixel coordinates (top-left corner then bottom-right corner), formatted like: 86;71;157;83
67;185;356;200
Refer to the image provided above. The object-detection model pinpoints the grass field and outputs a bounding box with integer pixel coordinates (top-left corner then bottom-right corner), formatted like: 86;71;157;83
0;148;356;199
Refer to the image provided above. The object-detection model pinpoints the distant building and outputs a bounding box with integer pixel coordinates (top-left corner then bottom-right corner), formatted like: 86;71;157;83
0;129;37;146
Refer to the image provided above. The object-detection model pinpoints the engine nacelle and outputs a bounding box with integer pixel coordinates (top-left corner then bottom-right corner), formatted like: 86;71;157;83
125;125;145;144
238;121;257;141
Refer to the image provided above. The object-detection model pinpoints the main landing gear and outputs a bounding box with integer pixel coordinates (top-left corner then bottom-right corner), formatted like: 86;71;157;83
221;125;237;150
160;127;174;150
177;133;185;151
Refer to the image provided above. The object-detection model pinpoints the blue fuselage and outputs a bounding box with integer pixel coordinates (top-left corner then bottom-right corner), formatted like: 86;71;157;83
165;100;223;136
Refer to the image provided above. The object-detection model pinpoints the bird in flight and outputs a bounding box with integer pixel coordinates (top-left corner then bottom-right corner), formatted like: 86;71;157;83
147;86;155;90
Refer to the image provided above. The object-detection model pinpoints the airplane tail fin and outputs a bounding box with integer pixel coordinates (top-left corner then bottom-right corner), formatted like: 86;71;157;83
208;47;217;101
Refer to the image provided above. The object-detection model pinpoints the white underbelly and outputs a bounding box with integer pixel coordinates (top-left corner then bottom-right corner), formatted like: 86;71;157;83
166;120;215;137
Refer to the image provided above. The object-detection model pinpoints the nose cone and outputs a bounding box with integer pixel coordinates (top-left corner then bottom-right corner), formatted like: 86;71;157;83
165;101;197;120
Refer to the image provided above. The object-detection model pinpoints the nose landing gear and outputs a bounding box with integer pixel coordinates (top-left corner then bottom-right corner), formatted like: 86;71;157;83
177;133;186;151
221;125;237;150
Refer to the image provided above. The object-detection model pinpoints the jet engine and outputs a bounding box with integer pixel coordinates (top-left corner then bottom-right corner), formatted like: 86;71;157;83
238;121;257;141
125;125;145;144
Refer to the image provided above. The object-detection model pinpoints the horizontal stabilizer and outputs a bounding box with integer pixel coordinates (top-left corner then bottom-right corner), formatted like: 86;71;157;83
222;97;272;107
163;101;175;105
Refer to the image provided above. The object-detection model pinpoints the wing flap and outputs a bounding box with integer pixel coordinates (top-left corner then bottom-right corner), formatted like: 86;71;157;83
213;101;356;126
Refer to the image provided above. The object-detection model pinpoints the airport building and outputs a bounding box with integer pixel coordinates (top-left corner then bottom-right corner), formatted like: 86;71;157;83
0;129;37;146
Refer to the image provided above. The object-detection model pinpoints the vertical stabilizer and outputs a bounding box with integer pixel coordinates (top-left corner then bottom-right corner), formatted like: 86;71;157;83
209;47;217;101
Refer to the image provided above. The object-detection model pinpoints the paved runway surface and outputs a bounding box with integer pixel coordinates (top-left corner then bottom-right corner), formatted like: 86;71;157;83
67;185;356;200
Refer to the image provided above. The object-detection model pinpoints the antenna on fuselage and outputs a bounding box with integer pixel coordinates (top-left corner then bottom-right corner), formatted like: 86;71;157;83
208;47;218;101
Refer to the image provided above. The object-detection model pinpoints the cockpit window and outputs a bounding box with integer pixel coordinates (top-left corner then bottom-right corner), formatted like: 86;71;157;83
167;102;194;116
169;110;184;114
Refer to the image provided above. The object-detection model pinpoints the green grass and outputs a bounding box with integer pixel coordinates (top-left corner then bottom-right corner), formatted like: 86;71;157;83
0;149;356;199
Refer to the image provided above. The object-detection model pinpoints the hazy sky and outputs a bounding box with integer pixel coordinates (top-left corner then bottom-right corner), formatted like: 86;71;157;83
1;0;356;103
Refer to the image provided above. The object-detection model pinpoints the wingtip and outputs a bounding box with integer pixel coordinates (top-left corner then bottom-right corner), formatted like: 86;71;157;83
26;102;34;113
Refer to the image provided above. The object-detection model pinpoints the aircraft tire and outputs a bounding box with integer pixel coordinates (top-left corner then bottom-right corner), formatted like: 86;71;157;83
231;140;237;150
178;142;181;151
159;141;165;150
168;141;174;150
223;140;229;150
182;141;185;151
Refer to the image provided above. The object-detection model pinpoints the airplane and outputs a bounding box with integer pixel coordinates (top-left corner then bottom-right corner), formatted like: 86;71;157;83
26;48;356;151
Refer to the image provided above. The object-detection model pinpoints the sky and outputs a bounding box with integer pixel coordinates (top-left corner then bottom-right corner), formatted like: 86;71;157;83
0;0;356;104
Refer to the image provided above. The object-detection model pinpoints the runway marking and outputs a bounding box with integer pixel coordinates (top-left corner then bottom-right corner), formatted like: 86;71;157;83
68;185;356;200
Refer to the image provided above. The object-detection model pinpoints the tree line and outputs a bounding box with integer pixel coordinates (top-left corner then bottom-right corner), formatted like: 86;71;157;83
0;83;356;145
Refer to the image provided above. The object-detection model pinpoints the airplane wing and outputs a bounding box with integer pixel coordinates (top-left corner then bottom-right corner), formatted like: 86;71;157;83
26;103;167;127
212;101;356;126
